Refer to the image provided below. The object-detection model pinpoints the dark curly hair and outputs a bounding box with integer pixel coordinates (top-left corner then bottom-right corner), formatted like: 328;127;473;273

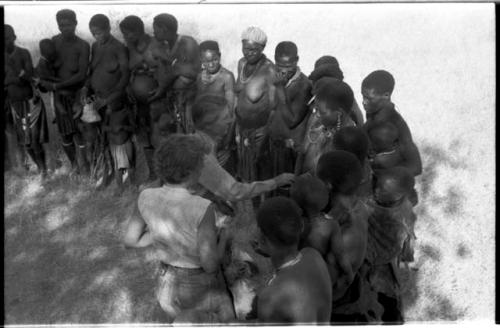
154;134;209;184
317;150;363;195
257;197;302;247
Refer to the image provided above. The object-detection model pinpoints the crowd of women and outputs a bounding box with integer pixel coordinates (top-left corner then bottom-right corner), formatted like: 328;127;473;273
4;8;423;324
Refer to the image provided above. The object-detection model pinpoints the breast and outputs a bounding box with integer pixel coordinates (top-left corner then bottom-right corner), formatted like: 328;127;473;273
241;76;267;103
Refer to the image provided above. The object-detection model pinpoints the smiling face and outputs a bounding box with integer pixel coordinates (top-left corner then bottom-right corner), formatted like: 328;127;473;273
57;18;77;39
201;50;221;74
275;55;298;82
242;40;264;65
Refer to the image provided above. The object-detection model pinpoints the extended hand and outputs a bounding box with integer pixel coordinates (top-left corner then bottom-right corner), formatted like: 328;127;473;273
274;173;295;187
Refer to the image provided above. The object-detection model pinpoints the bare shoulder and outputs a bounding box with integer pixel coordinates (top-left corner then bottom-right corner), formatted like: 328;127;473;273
220;67;235;82
17;46;32;59
301;247;326;263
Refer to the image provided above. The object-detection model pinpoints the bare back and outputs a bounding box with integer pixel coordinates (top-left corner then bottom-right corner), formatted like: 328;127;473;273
258;248;332;323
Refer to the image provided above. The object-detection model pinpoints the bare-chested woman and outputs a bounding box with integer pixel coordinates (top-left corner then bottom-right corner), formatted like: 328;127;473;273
81;14;129;185
235;27;279;183
151;13;200;134
119;15;169;180
40;9;90;176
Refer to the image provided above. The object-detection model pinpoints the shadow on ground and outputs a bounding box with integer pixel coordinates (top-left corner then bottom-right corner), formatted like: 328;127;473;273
399;139;469;321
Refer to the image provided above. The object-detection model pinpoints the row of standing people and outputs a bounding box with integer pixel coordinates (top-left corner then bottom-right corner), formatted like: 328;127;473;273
5;8;423;324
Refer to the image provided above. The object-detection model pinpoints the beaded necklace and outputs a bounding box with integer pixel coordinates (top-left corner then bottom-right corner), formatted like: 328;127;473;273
267;252;303;286
307;112;343;144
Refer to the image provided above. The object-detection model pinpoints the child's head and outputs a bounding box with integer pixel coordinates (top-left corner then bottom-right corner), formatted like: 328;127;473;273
154;134;210;186
200;40;221;74
333;126;369;164
317;150;363;196
361;70;394;114
373;166;414;206
290;174;329;218
256;197;302;252
314;79;354;128
368;121;399;153
39;39;57;62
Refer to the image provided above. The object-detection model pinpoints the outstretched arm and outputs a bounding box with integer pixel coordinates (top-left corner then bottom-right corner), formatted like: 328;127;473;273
198;153;294;202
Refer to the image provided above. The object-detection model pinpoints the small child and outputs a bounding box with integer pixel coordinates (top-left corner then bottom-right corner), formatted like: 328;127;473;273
366;166;417;266
333;126;373;198
34;39;59;89
290;173;354;290
102;96;135;194
367;121;419;205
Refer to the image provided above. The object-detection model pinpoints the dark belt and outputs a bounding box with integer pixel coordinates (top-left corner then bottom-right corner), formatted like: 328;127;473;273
160;262;205;275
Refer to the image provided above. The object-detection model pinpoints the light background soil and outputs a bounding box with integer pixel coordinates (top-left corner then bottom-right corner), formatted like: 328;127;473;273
4;2;495;324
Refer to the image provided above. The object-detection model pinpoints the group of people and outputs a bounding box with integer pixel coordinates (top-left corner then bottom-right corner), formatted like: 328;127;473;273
5;8;423;324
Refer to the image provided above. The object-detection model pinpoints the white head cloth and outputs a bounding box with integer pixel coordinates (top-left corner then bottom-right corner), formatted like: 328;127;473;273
241;26;267;46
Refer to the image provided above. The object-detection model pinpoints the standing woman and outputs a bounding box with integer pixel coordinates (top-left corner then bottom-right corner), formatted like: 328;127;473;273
119;15;169;181
234;27;279;183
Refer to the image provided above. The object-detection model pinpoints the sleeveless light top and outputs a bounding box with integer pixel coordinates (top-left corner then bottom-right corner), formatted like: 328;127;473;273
138;185;211;268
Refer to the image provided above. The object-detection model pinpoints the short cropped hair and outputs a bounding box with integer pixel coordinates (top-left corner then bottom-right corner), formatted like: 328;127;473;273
119;15;144;34
333;126;370;164
275;41;298;60
361;70;395;95
5;24;15;36
309;55;343;82
153;13;178;33
257;197;302;247
191;94;228;132
290;174;329;217
315;79;354;112
199;40;220;54
154;134;209;184
375;166;415;195
317;150;363;195
56;9;77;23
89;14;110;30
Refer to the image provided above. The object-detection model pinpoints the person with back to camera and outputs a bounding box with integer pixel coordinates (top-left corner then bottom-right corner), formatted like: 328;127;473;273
123;134;235;323
255;196;332;324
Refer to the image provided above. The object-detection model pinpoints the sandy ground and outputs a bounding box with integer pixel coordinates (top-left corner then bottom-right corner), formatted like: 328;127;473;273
3;3;495;323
